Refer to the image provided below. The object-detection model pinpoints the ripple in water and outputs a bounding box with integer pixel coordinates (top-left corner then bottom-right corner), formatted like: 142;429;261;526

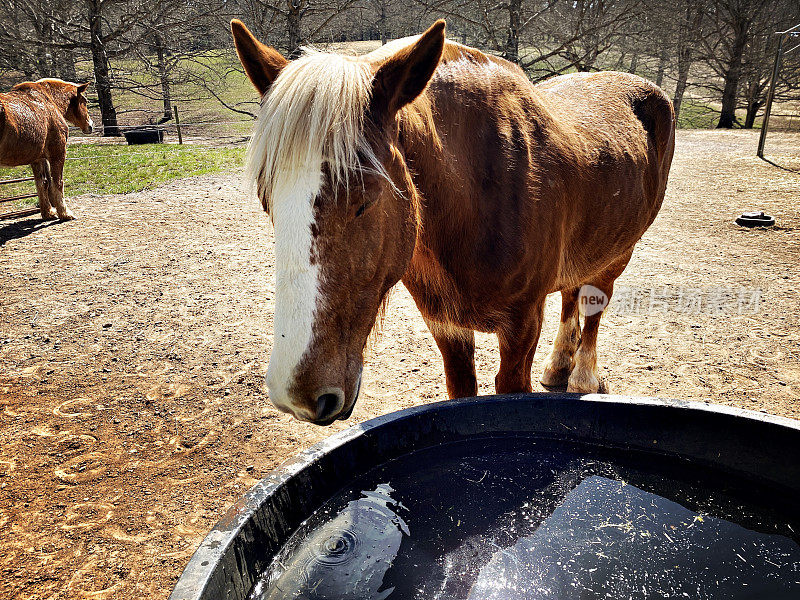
248;439;800;600
250;483;408;600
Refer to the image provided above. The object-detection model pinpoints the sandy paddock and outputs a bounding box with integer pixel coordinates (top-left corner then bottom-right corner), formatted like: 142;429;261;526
0;130;798;598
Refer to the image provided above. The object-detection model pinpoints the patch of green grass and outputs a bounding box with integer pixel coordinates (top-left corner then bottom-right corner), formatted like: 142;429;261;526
0;143;245;207
74;51;259;136
676;99;720;129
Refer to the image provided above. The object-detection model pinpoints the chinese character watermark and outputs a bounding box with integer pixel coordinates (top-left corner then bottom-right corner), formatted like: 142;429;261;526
607;286;762;316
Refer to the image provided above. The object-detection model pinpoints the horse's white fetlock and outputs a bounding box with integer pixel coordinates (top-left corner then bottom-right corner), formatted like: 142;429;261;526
541;352;573;387
566;367;600;394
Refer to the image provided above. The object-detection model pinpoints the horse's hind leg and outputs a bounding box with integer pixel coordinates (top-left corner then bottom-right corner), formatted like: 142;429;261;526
495;298;545;394
427;319;478;399
567;252;632;393
32;160;57;220
541;288;581;387
47;152;74;221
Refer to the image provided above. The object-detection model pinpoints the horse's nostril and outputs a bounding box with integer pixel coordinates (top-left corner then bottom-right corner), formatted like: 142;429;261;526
315;392;341;422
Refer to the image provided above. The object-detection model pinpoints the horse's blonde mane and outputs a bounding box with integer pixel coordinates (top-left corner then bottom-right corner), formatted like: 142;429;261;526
245;49;386;213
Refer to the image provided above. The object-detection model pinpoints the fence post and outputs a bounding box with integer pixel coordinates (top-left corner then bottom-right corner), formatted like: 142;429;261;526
174;104;183;145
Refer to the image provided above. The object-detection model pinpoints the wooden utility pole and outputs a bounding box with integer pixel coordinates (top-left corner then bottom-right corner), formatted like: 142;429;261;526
758;24;800;158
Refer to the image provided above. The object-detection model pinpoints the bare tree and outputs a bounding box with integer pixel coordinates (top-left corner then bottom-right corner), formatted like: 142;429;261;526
740;4;800;128
0;0;76;80
698;0;769;128
672;0;706;119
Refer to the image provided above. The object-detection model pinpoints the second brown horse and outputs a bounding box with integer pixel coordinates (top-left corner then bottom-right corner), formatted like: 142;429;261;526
0;79;94;221
232;20;675;424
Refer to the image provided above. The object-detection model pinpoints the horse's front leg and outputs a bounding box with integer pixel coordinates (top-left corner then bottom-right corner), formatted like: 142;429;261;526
541;288;581;387
31;160;57;220
47;151;74;221
426;319;478;399
495;300;545;394
567;309;603;393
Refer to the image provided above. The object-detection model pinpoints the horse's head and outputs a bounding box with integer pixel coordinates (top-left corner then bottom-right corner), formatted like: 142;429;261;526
27;79;94;134
66;82;94;134
232;19;445;424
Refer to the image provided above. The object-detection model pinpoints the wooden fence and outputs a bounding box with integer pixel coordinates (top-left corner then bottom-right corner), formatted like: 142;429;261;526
0;171;38;220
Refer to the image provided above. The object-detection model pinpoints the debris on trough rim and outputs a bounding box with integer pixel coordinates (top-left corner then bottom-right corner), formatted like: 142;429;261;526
169;393;800;600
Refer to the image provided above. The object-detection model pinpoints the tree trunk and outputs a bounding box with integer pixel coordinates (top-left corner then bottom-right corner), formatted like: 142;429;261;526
628;52;639;74
673;1;702;121
655;47;667;88
87;0;120;136
744;101;760;128
379;0;387;45
34;20;53;78
155;33;173;120
743;79;761;128
287;0;302;59
716;25;749;128
504;0;521;64
57;51;77;82
673;48;692;119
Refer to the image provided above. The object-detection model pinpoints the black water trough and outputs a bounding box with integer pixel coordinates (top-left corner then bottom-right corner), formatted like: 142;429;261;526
123;126;164;145
170;394;800;600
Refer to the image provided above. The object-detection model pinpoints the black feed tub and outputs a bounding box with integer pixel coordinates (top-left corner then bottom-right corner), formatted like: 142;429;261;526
170;394;800;600
123;126;164;145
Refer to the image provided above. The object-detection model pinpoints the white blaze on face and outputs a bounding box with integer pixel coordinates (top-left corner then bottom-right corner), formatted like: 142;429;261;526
265;168;324;415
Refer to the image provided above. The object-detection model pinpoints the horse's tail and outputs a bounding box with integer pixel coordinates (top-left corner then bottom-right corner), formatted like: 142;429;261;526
0;99;6;139
41;157;52;184
631;84;676;198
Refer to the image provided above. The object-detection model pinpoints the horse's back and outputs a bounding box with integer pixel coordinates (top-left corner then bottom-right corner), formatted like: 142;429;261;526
536;71;675;184
404;54;675;297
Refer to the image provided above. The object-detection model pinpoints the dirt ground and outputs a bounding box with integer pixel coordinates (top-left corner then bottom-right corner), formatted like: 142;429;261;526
1;130;798;599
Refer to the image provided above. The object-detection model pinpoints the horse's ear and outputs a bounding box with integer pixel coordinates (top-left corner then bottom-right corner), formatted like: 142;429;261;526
77;82;90;95
371;20;445;123
231;19;288;97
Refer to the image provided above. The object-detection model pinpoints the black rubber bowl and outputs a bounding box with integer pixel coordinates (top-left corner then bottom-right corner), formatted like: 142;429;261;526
169;394;800;600
736;211;775;227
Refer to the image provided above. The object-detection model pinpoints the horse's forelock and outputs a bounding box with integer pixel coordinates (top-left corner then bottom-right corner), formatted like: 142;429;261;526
245;50;390;215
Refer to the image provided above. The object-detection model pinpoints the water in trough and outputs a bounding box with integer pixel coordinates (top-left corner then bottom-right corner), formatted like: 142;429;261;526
248;438;800;600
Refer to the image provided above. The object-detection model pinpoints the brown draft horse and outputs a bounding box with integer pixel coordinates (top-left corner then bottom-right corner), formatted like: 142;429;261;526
0;79;94;221
231;20;675;424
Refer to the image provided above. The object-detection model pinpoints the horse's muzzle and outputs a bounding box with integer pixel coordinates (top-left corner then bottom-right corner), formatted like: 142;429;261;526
337;367;362;421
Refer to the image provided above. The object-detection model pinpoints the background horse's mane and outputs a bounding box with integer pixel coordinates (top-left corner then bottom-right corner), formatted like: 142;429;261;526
246;49;388;214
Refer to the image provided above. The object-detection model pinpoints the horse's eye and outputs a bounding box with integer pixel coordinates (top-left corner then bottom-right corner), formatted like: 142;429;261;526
355;203;368;217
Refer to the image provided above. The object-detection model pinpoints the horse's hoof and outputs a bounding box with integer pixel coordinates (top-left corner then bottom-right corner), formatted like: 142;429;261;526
540;365;570;387
566;369;600;394
41;211;58;221
58;212;75;221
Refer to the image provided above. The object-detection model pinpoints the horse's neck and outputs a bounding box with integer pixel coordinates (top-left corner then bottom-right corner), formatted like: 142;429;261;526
399;101;481;251
30;84;69;116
